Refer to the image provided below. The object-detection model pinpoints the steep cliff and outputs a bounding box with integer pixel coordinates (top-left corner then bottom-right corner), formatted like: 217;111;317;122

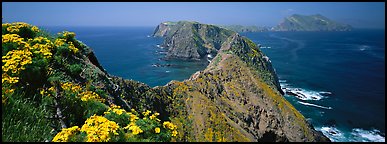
153;21;235;60
2;21;329;142
273;14;352;31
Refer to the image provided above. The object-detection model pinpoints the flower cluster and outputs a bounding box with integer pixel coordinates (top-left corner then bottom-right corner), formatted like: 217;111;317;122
124;122;143;135
39;86;55;97
28;36;54;59
104;105;126;115
2;34;27;45
4;22;40;33
2;73;19;84
61;82;82;93
163;121;178;137
79;91;105;103
61;31;76;38
80;115;120;142
54;31;79;54
40;82;105;102
52;104;178;142
2;48;33;74
52;126;80;142
67;41;79;54
149;112;160;120
54;38;66;47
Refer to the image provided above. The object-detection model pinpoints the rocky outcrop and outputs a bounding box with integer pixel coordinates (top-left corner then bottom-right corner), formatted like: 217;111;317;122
273;14;352;31
152;21;177;37
153;21;235;60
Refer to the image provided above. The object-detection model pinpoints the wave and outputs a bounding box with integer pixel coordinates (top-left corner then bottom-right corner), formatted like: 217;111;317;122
359;45;370;51
318;126;385;142
283;87;329;101
279;79;332;101
278;79;287;83
298;101;332;110
351;128;385;142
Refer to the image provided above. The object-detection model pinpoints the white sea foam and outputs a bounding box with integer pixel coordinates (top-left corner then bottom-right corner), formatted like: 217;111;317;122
359;45;370;51
317;127;385;142
298;101;332;110
351;128;385;142
279;79;287;83
318;126;346;142
284;87;326;101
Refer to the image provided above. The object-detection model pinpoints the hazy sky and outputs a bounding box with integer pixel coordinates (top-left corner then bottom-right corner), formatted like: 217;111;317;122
2;2;385;29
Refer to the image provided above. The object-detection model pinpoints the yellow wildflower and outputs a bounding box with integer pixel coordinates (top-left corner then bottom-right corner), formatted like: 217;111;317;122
128;125;143;135
2;48;33;74
54;38;66;47
129;114;139;122
163;121;177;130
155;127;161;134
149;112;160;120
142;110;151;116
171;130;178;137
80;115;119;142
52;126;80;142
79;91;105;103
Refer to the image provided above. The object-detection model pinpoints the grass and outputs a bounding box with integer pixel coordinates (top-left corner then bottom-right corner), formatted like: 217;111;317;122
2;93;54;142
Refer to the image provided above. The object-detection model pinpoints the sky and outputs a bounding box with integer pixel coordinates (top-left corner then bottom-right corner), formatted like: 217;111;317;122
2;2;385;29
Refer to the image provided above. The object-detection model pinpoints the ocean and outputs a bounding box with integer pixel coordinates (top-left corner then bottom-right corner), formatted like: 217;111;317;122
42;26;385;142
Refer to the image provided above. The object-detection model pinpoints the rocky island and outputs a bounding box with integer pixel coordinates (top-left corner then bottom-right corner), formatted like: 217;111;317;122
272;14;353;31
2;21;330;142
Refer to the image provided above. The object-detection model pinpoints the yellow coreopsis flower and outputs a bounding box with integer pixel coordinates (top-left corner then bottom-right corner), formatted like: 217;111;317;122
155;127;161;134
171;130;178;137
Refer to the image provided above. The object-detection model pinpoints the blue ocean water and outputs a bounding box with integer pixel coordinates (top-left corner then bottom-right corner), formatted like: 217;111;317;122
241;30;385;142
41;26;208;87
42;26;385;142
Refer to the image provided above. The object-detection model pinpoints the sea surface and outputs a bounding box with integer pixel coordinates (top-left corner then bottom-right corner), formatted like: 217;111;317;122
42;26;385;142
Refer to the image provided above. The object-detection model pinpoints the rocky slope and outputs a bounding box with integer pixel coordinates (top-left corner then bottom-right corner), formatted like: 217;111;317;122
273;14;352;31
2;21;330;142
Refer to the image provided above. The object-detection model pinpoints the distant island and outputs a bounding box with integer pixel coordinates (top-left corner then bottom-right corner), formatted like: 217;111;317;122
273;14;353;31
219;14;353;32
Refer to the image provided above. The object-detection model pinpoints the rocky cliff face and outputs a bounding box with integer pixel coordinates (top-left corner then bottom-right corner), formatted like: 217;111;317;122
273;14;352;31
153;21;235;60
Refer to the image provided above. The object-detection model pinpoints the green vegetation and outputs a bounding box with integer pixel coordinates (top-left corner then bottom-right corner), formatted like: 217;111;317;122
2;22;178;142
